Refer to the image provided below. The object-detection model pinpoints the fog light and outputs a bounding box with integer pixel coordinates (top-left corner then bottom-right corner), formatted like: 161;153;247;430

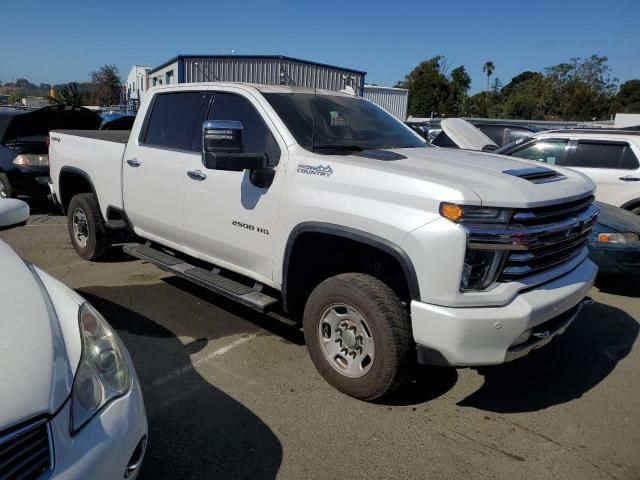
511;330;531;347
124;435;147;478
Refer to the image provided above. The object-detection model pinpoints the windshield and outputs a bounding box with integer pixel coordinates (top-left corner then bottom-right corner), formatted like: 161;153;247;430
263;93;427;153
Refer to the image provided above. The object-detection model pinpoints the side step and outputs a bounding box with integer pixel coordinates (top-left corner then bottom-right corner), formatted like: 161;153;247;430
123;244;279;313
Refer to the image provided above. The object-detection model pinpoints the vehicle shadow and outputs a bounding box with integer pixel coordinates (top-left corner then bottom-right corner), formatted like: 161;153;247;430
162;276;305;346
377;366;459;407
457;301;638;413
595;273;640;298
78;284;283;480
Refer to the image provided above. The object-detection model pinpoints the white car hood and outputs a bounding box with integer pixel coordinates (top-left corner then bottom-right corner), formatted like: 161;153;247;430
440;118;498;151
330;146;595;208
0;241;75;430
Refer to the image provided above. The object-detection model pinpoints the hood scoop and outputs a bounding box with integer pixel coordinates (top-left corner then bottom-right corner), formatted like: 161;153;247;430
503;166;566;184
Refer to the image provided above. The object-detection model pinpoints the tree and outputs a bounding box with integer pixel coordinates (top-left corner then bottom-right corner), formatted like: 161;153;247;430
90;65;122;106
49;82;86;106
613;80;640;113
482;61;495;94
396;56;451;117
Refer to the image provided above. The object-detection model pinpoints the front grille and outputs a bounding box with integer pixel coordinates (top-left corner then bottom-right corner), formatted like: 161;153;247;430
466;194;598;283
0;419;52;480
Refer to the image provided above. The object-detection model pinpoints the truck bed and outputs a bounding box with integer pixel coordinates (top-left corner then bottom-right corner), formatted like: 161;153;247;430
49;130;129;216
54;130;131;143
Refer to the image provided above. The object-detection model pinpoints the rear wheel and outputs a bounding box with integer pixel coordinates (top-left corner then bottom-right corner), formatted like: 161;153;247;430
67;193;110;260
303;273;412;401
0;173;12;198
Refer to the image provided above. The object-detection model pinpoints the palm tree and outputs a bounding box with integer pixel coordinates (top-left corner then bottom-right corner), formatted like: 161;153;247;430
482;61;495;94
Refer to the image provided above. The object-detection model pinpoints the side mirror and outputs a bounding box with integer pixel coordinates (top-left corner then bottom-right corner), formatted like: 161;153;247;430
202;120;268;172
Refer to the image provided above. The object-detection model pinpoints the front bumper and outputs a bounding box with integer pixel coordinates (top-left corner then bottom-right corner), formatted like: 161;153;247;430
48;367;148;480
411;257;597;366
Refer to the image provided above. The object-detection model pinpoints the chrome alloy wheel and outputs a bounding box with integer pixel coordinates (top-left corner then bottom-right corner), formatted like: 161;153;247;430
317;303;375;378
72;208;89;248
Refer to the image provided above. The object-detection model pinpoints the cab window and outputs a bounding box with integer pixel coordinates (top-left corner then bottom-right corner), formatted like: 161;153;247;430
510;139;569;165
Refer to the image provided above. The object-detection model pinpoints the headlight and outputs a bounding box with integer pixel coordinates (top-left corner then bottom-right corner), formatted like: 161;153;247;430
597;232;640;244
13;153;49;167
461;249;506;290
440;202;512;224
70;302;131;434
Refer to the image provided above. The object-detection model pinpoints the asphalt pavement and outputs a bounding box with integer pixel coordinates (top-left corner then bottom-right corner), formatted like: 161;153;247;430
2;213;639;480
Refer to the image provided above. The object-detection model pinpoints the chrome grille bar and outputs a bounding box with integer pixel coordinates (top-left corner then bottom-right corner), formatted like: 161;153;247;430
464;194;598;283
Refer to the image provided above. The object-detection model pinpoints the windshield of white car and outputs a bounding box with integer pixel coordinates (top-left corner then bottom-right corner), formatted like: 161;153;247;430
263;93;427;154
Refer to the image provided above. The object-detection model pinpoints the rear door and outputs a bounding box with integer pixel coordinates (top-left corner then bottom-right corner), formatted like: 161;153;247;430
563;140;640;206
182;89;286;283
123;90;210;246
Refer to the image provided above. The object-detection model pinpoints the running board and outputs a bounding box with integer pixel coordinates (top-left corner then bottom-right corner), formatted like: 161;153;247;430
123;244;279;313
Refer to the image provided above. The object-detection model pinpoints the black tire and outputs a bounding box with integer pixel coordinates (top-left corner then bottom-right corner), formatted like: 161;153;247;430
0;173;12;198
630;205;640;216
67;193;110;260
303;273;412;401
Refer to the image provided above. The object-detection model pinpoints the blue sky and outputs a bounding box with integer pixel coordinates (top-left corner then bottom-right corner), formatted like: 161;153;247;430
2;0;639;93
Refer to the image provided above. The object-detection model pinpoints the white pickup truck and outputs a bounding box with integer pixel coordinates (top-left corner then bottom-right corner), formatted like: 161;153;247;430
49;83;598;400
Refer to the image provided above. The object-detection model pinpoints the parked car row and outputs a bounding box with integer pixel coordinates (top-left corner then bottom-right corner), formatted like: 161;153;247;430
0;105;101;201
431;118;640;278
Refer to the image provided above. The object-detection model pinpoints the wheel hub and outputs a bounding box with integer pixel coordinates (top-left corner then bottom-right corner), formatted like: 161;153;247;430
318;304;375;379
72;208;89;248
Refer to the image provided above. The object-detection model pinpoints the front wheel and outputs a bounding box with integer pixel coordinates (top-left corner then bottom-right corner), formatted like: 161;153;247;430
303;273;412;401
67;193;110;260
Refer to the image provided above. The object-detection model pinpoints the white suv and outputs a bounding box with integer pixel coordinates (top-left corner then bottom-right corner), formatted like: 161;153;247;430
497;129;640;214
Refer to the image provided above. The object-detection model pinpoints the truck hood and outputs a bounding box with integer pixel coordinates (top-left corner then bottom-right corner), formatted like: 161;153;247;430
332;146;595;208
0;241;75;430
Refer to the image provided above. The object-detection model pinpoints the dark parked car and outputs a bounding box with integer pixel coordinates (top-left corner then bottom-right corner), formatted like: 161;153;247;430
590;202;640;276
0;105;100;199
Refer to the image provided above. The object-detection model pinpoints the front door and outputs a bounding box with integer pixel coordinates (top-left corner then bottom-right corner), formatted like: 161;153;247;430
182;89;286;284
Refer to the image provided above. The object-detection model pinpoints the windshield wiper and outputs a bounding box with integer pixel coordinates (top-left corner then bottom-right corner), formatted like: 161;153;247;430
313;144;366;152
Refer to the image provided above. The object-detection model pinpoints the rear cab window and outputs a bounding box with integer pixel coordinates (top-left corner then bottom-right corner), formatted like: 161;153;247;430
140;91;210;151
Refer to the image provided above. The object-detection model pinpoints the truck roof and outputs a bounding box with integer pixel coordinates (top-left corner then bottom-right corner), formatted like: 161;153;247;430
147;82;356;97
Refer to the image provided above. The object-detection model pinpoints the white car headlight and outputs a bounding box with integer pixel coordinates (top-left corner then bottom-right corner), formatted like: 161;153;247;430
12;153;49;167
597;232;640;244
70;302;131;434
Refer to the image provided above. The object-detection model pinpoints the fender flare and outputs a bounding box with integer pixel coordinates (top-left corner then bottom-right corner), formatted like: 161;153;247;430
58;166;98;214
281;222;421;312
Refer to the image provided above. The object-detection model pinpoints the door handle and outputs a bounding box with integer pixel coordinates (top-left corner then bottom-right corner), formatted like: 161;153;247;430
126;158;141;168
619;175;640;182
187;169;207;181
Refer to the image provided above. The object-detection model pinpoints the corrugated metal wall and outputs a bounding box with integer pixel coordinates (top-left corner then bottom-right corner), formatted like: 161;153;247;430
183;57;364;93
363;85;409;121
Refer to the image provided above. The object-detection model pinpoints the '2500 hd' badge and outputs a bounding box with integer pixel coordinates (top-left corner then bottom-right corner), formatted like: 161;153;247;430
297;164;333;177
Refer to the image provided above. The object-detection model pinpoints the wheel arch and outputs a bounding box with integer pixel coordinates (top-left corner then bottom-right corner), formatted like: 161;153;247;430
620;197;640;212
58;166;99;215
281;222;420;314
